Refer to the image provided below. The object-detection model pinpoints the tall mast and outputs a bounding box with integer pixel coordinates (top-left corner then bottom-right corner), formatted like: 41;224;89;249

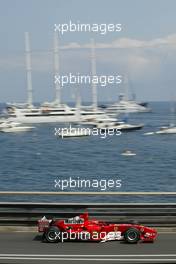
54;32;61;106
91;38;98;110
75;85;81;121
25;32;33;108
124;75;129;101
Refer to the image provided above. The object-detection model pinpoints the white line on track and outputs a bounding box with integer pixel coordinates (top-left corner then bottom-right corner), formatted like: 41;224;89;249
0;255;176;262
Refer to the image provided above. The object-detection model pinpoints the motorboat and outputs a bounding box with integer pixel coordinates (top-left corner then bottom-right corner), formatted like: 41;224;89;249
0;120;34;133
144;126;176;135
156;126;176;134
115;123;144;131
121;150;136;156
0;120;21;129
1;126;34;133
144;100;176;135
94;118;144;132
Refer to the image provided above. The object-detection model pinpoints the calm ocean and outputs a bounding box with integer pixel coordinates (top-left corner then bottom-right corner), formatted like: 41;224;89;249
0;102;175;203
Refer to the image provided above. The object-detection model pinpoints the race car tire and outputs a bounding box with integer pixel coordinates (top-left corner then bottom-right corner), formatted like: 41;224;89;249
124;228;140;243
45;227;61;243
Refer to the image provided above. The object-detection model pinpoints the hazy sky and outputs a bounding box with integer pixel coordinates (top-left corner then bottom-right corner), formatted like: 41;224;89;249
1;0;176;103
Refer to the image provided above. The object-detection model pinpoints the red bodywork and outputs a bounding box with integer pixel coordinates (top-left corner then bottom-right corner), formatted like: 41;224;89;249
38;212;157;243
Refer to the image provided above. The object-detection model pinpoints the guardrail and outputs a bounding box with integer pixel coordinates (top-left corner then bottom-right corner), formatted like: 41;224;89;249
0;192;176;227
0;202;176;227
0;191;176;195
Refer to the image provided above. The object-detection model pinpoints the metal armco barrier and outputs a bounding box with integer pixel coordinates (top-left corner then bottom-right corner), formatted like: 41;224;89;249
0;191;176;195
0;202;176;227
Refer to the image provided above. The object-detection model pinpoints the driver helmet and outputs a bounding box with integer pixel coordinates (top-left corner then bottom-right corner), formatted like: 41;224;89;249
75;216;80;221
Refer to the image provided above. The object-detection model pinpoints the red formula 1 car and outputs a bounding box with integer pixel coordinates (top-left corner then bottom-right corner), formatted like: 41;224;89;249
38;212;157;244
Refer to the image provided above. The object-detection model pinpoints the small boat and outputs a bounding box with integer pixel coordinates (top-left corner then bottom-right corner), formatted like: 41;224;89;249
0;120;34;133
116;123;144;131
145;101;176;135
144;126;176;135
156;126;176;134
94;118;144;132
1;126;34;133
0;120;21;129
144;131;155;136
121;150;136;156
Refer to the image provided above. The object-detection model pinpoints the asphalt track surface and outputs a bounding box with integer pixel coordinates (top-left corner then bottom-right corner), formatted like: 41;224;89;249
0;233;175;263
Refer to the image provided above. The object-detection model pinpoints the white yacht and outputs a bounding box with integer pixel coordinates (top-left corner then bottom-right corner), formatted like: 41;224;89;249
0;120;34;133
6;104;109;124
144;125;176;135
104;94;151;115
0;120;20;129
6;104;76;123
1;126;34;133
156;126;176;134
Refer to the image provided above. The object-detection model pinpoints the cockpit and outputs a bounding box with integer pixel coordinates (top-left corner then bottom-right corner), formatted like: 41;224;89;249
64;216;84;224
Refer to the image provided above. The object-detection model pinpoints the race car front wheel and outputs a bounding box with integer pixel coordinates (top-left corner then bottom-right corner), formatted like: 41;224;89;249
45;227;61;243
124;228;140;243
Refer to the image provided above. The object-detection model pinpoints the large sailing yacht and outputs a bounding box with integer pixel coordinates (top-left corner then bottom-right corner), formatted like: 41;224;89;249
6;102;108;124
6;34;108;124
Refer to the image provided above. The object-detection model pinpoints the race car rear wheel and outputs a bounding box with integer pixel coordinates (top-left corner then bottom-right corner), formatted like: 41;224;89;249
45;227;61;243
124;228;140;243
